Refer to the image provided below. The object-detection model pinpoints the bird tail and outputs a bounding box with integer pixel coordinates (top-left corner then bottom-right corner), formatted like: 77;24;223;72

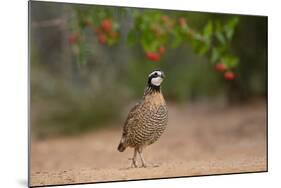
117;138;126;152
117;143;126;152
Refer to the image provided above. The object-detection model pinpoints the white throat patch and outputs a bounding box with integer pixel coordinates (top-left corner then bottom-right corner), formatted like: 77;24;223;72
151;77;163;86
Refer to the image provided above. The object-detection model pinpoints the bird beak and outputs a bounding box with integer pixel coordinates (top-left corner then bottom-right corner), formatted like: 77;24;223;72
161;72;165;78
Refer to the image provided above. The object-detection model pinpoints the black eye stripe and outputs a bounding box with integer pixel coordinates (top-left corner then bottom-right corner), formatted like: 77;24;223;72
148;70;163;79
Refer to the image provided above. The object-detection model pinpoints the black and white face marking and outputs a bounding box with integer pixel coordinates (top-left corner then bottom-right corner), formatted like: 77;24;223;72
148;70;165;87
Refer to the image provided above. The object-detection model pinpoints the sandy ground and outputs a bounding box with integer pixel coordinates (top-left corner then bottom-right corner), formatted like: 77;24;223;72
30;101;267;187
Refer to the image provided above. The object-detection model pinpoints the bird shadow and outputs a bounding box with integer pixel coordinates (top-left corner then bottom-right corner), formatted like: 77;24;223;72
119;164;160;171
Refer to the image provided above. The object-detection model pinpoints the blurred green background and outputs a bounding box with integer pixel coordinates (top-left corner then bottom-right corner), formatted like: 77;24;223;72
30;1;267;138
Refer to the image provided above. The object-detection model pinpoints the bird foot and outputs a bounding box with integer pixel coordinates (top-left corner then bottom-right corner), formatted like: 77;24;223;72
139;162;159;168
128;158;138;168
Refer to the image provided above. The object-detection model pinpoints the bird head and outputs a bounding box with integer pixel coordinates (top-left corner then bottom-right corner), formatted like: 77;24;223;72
148;70;165;87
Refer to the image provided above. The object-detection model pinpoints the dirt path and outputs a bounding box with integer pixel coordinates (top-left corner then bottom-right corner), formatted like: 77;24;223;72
30;101;267;186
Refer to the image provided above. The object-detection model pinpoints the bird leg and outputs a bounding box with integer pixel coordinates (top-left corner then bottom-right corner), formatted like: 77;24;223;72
129;148;138;168
137;147;159;168
137;148;147;168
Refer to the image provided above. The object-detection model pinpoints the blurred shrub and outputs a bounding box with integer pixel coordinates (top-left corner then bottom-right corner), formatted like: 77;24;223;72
31;65;129;138
30;2;267;137
126;47;223;102
69;6;240;80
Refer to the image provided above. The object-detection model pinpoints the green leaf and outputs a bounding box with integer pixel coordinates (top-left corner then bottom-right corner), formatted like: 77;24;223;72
225;27;234;40
172;31;182;48
141;38;150;51
227;17;239;29
222;55;239;68
150;40;160;52
224;17;239;40
203;21;213;39
215;32;226;44
211;47;220;63
191;38;209;56
198;43;210;55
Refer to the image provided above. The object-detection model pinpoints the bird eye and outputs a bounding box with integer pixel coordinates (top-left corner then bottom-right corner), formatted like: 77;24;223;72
154;72;158;76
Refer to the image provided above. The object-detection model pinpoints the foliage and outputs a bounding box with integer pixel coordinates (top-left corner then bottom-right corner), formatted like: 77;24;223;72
30;2;267;137
68;6;239;81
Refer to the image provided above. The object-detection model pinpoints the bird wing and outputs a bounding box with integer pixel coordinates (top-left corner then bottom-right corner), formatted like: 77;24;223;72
122;101;142;137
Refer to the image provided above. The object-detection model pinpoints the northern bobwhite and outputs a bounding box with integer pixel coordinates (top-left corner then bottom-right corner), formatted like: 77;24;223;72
117;70;168;168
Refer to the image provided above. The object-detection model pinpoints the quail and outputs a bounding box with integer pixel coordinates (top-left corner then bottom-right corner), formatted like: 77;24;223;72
117;70;168;168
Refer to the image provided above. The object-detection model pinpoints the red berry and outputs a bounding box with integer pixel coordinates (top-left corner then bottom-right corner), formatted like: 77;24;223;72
68;33;79;45
98;34;107;44
215;63;226;72
179;17;187;28
146;52;160;62
224;71;235;80
101;19;112;33
158;46;166;54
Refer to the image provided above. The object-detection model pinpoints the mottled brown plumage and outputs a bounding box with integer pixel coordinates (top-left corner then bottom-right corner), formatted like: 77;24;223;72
118;70;168;168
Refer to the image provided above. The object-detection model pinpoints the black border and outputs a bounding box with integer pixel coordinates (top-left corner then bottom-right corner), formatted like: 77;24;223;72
28;1;268;187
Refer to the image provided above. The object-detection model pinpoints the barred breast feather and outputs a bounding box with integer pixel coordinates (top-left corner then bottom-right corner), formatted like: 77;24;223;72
119;91;168;150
